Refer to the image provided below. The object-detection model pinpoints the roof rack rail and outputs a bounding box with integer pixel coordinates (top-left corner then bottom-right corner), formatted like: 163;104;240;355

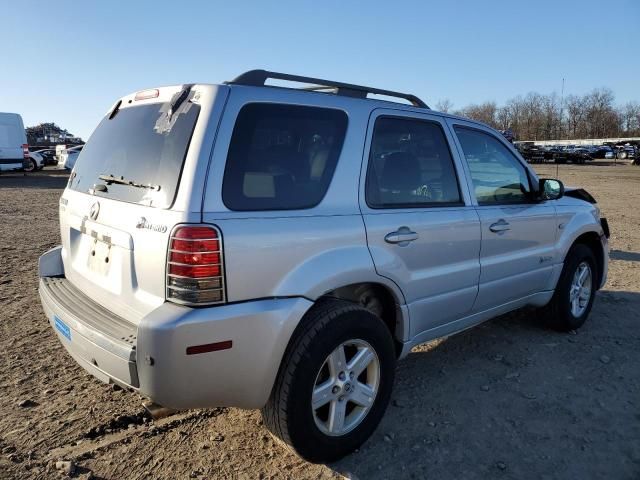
226;69;429;109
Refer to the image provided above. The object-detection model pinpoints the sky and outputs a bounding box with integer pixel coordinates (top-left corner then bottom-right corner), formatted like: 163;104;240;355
2;0;639;140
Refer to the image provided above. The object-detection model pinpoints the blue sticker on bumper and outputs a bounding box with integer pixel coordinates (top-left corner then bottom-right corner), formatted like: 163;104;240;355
54;315;71;340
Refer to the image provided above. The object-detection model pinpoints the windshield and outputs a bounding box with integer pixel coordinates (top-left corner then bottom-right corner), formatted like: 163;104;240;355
68;102;200;208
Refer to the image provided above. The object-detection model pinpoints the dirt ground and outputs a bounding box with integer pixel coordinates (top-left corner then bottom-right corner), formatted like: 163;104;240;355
0;163;638;480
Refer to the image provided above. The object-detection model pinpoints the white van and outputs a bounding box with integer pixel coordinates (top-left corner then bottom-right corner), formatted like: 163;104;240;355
0;113;28;172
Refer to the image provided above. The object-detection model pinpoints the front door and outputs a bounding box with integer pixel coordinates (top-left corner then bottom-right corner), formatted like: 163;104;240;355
449;122;557;312
360;110;481;340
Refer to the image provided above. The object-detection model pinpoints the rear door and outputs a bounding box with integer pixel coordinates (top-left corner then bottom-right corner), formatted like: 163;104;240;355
360;110;481;339
448;120;557;312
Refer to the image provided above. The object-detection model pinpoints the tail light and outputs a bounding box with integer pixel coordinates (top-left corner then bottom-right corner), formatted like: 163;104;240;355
167;225;225;306
22;144;29;159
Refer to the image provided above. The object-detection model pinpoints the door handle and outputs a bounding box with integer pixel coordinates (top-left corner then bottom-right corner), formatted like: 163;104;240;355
489;219;511;233
384;227;419;245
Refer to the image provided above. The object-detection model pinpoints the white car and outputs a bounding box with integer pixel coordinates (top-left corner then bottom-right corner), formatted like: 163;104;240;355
58;145;83;170
25;151;46;172
0;112;29;172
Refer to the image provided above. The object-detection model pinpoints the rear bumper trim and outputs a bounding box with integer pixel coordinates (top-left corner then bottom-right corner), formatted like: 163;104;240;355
40;276;139;387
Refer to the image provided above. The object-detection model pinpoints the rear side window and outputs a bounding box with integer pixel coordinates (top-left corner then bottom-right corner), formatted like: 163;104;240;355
366;116;461;208
222;104;347;211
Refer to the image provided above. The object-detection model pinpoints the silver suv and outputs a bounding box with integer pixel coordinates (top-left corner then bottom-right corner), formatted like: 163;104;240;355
39;70;609;463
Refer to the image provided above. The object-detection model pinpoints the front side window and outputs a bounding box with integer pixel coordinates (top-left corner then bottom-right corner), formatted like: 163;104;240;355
222;104;348;211
366;117;461;208
454;126;531;205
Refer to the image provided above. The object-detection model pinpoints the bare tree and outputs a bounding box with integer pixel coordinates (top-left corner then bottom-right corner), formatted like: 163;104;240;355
584;88;617;138
565;94;587;139
435;99;453;113
456;101;498;128
620;101;640;135
453;87;637;141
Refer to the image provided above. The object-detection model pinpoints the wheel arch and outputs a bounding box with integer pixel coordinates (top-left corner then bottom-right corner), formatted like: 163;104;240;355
272;246;409;347
570;231;605;289
319;281;408;356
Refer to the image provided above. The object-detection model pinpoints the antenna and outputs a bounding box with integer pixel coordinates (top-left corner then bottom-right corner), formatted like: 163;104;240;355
557;77;565;179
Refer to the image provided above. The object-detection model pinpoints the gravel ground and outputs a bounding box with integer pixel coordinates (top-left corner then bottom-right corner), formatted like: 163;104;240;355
0;163;638;480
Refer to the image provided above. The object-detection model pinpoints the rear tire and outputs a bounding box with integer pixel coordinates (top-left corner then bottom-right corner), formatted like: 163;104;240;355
262;298;396;463
24;159;37;173
539;244;597;331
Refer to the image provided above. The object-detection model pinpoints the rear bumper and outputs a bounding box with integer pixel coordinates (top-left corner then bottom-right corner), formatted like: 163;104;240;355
39;246;312;409
40;276;139;388
0;160;24;171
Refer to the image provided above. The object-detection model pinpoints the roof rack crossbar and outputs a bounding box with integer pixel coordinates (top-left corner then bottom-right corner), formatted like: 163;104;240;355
226;70;429;108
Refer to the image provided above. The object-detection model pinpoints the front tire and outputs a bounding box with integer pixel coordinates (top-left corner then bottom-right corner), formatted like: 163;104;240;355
262;299;396;463
540;244;597;331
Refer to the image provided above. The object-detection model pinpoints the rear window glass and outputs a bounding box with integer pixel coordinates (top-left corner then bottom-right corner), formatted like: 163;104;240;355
68;102;200;208
222;103;348;211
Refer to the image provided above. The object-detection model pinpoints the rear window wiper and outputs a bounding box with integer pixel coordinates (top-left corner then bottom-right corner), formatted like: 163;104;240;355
98;174;161;191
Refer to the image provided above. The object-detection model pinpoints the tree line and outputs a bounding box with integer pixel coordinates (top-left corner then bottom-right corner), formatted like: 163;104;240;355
436;88;640;141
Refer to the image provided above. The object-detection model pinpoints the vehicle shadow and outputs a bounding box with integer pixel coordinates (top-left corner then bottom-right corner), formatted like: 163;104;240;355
329;290;640;480
610;249;640;263
0;170;68;189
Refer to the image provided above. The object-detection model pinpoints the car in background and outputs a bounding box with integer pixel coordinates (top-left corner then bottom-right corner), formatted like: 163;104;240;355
616;145;636;159
515;142;545;163
591;146;614;159
57;145;83;170
33;148;58;166
25;151;46;172
0;112;29;173
566;147;593;164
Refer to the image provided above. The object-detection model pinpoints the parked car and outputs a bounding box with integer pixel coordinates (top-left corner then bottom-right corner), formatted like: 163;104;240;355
591;146;614;159
616;145;636;159
566;147;592;164
33;148;59;166
57;145;83;169
515;142;545;163
39;70;610;463
25;150;46;172
0;112;29;172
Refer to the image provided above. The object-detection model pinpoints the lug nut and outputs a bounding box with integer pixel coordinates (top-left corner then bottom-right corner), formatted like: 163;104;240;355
349;372;354;380
338;371;346;381
332;386;340;394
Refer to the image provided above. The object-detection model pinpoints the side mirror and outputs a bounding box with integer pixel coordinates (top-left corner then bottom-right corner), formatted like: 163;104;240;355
539;178;564;201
